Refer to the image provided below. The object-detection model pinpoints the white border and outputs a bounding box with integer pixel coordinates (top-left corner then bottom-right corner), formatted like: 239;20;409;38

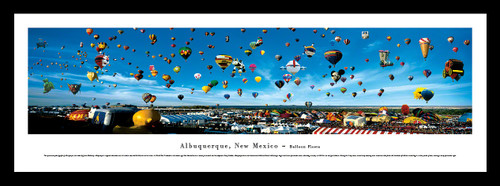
14;14;487;172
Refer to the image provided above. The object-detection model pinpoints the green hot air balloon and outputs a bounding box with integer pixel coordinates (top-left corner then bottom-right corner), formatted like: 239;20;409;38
178;46;192;61
42;78;55;94
208;80;219;87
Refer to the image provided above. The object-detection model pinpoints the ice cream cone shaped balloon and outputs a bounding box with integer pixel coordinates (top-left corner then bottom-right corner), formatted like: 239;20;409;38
419;38;431;61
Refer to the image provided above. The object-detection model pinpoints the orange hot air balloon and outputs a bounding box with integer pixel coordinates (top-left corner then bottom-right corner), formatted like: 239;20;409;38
86;28;93;35
419;38;431;61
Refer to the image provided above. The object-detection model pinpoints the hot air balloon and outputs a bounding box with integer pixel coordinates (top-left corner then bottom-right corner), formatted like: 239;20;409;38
361;31;369;39
223;94;230;100
66;83;81;95
352;92;357;98
310;85;315;90
305;101;312;108
42;78;55;94
340;87;347;94
452;47;458;53
386;36;392;41
404;38;411;45
379;50;393;67
401;104;410;115
249;42;257;49
400;61;405;66
86;28;93;35
87;71;99;82
179;46;192;61
150;95;157;103
149;34;157;45
283;74;292;83
335;36;341;42
194;73;201;80
286;60;301;75
93;34;99;40
178;94;184;101
341;77;347;83
343;39;350;45
134;73;143;81
358;81;362;86
286;93;293;100
162;74;171;82
285;42;290;47
304;44;316;57
448;36;454;43
413;87;426;100
421;89;434;103
294;55;301;62
252;92;258;98
275;80;284;90
464;40;470;45
419;38;431;61
94;54;109;70
408;75;414;81
173;66;181;74
215;55;233;72
326;92;330;97
249;64;257;73
324;50;342;68
330;82;335;86
389;74;394;81
255;76;262;83
423;69;432;78
242;78;248;84
294;78;301;86
330;70;344;83
209;80;218;87
221;80;228;89
202;86;211;93
237;88;242;96
362;88;366;93
275;55;282;61
244;49;252;56
443;59;464;81
142;93;152;103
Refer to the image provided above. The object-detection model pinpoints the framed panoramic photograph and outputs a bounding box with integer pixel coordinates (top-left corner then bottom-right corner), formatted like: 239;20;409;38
14;13;488;172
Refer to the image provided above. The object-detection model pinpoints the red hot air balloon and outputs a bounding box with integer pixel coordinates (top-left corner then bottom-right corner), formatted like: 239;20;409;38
452;47;458;53
401;104;410;115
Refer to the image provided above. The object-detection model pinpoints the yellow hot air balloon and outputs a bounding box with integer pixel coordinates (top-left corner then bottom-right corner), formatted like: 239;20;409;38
222;85;228;89
117;44;121;48
260;50;265;55
132;108;161;127
413;87;427;100
90;43;95;48
255;76;262;83
215;54;233;71
87;71;99;82
173;66;181;73
151;70;158;77
202;86;211;93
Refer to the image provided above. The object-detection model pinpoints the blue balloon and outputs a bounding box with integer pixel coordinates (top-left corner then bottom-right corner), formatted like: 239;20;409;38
421;89;434;103
224;94;230;100
252;92;259;98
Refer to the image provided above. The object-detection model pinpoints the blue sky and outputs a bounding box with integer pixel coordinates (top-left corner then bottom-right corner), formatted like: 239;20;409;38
27;27;472;106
